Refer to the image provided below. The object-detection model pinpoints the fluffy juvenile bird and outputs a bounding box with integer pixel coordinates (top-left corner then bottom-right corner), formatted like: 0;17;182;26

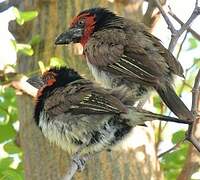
27;67;190;168
55;7;193;120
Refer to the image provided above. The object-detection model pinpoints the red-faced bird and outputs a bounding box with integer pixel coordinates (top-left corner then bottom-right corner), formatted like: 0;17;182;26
27;67;190;169
55;7;193;120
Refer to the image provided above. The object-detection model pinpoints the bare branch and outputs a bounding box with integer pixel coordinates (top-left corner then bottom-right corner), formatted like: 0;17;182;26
168;11;200;41
186;69;200;152
143;0;160;28
152;0;176;34
152;0;200;52
158;139;185;158
63;161;78;180
176;31;189;60
191;70;200;113
11;75;38;97
168;2;200;51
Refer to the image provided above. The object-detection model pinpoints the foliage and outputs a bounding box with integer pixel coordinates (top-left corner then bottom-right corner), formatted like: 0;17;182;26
13;7;38;25
0;7;39;180
0;87;23;180
161;131;189;180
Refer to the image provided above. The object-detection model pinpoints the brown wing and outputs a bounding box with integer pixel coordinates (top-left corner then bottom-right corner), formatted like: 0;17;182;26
142;31;184;77
84;26;184;86
44;79;127;117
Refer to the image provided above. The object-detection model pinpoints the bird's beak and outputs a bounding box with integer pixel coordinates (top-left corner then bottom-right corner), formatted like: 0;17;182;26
27;75;44;89
55;27;84;45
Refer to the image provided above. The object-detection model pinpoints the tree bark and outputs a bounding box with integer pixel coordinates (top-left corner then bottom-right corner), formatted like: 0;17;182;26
13;0;164;179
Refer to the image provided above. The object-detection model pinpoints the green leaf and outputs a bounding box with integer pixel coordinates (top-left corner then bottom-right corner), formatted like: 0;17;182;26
161;142;189;180
50;57;66;67
187;37;198;50
3;141;21;154
11;40;33;56
16;162;24;171
193;58;200;69
20;11;38;23
16;43;34;56
29;35;41;46
172;130;185;144
13;7;22;25
13;7;38;25
2;169;23;180
38;61;46;73
0;157;13;171
0;123;16;143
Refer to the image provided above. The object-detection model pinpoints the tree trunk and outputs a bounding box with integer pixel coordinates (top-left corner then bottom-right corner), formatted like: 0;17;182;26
13;0;164;179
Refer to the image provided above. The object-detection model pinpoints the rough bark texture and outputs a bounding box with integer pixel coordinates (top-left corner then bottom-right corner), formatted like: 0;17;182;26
13;0;164;179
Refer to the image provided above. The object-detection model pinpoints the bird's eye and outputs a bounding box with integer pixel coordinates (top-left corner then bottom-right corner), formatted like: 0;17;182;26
77;19;85;27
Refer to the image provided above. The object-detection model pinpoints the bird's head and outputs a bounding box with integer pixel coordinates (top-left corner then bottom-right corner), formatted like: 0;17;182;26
27;67;82;125
55;7;121;47
27;67;82;91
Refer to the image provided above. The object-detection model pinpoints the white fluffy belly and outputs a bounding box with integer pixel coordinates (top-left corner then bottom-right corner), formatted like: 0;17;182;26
87;60;114;88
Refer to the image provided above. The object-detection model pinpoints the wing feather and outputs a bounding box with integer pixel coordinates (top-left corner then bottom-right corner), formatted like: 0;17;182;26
44;80;126;116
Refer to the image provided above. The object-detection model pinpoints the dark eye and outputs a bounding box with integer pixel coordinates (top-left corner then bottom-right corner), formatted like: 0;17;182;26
77;19;85;27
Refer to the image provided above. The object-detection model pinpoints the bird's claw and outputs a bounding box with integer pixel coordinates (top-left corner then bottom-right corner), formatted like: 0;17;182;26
72;156;86;171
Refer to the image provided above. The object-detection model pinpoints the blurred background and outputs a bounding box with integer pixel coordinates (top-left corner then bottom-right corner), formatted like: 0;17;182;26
0;0;199;179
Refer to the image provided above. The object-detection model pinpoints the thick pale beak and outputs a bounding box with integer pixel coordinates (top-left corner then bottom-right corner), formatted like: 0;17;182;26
55;27;84;45
27;76;44;89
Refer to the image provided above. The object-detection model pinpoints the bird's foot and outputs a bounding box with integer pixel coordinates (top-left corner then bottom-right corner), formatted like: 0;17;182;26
72;156;86;172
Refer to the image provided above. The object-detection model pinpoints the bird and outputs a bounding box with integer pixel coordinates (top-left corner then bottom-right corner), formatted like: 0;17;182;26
27;67;191;170
55;7;193;120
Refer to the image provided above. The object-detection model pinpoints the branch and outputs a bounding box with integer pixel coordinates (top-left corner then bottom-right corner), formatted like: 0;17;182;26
191;70;200;113
176;31;189;60
186;69;200;152
152;0;200;52
63;161;78;180
0;68;38;97
168;2;200;51
143;0;160;28
152;0;176;34
168;11;200;41
11;75;38;97
158;139;185;158
63;156;89;180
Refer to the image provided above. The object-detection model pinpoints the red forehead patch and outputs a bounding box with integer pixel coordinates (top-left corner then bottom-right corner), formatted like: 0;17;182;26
70;13;90;27
43;71;56;86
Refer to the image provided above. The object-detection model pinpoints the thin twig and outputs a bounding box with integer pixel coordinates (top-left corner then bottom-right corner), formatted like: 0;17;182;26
158;139;185;158
186;69;200;152
168;11;200;41
152;0;176;34
153;0;200;52
176;31;188;60
168;1;200;51
191;70;200;113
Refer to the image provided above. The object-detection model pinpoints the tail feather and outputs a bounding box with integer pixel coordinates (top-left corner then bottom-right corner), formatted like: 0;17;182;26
157;84;193;120
122;108;192;126
141;111;192;124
